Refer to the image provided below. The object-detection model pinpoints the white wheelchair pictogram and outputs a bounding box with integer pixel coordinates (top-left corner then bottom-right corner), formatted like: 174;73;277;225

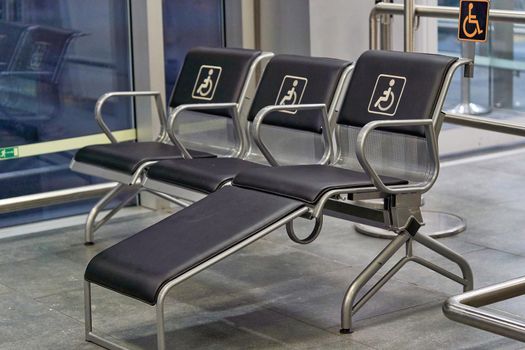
192;65;222;100
275;75;308;114
279;79;299;105
196;68;215;97
368;74;406;117
462;2;484;39
373;79;396;112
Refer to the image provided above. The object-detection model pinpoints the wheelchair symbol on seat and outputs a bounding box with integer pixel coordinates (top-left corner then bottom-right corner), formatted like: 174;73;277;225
192;65;222;100
368;74;406;117
463;3;483;38
275;75;308;114
373;79;397;112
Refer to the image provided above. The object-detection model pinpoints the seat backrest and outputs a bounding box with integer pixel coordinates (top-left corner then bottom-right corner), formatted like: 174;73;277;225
168;47;262;117
336;50;458;181
248;54;351;134
242;54;351;165
338;50;457;136
10;25;79;83
0;22;28;72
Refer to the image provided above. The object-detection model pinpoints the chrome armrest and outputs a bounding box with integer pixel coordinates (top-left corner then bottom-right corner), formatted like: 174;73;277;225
443;276;525;342
168;102;242;159
251;103;334;167
356;119;439;195
95;91;166;144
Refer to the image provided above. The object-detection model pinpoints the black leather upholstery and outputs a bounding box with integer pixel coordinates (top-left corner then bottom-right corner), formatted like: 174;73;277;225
169;47;261;117
248;55;351;133
338;50;457;137
233;165;407;203
85;186;302;305
147;158;267;193
74;142;215;175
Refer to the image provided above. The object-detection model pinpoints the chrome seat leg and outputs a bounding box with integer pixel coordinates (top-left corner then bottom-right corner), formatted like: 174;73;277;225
340;232;410;333
412;231;473;292
85;183;140;245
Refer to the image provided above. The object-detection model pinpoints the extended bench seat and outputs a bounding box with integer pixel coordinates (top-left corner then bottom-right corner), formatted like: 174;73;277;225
84;50;475;350
85;186;303;305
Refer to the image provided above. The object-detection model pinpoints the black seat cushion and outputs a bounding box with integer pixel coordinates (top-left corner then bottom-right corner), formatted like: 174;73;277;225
338;50;458;137
74;142;215;174
147;158;267;193
233;164;408;204
85;186;302;305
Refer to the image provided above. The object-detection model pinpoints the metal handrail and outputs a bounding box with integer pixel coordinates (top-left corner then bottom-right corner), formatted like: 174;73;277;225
356;119;439;195
370;2;525;139
0;183;118;214
370;3;525;49
251;103;334;167
443;276;525;342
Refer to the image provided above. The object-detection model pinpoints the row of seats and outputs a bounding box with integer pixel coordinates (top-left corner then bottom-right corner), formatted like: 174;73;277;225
72;47;475;350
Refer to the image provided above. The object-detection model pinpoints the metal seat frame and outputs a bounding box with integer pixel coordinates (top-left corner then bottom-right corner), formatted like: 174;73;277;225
70;51;273;244
84;56;475;350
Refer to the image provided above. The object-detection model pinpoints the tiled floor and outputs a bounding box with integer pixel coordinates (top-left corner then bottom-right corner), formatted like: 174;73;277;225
2;152;525;349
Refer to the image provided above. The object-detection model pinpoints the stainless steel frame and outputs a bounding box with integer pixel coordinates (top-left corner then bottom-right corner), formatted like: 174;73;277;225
72;52;272;244
82;57;475;349
443;276;525;342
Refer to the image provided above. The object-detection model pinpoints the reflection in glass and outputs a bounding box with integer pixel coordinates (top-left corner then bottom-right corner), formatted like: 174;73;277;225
0;0;133;228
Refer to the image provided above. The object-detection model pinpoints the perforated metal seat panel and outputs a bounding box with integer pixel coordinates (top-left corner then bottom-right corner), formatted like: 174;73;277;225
147;157;267;193
85;186;302;304
74;142;215;174
233;164;407;204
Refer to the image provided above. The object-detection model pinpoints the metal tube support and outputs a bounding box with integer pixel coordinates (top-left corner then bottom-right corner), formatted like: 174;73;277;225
84;281;92;338
404;0;415;52
340;232;410;333
156;299;166;350
85;183;128;244
412;231;473;291
370;8;379;50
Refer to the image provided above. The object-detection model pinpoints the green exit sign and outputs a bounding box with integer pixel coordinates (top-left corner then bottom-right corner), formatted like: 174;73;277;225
0;146;19;160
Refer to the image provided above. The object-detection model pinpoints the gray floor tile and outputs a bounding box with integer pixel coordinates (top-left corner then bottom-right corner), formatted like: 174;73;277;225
0;253;85;299
245;267;444;330
340;302;523;350
394;247;525;296
0;290;84;345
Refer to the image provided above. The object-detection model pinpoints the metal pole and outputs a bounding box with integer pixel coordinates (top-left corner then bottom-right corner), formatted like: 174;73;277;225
0;183;118;214
448;42;490;115
404;0;415;52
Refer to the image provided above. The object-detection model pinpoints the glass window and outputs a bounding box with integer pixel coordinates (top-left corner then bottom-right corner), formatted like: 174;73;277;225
0;0;133;228
162;0;224;99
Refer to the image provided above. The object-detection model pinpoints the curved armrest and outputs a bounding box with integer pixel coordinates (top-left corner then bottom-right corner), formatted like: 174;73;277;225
168;102;242;159
251;103;334;167
443;276;525;342
355;119;439;195
95;91;166;144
